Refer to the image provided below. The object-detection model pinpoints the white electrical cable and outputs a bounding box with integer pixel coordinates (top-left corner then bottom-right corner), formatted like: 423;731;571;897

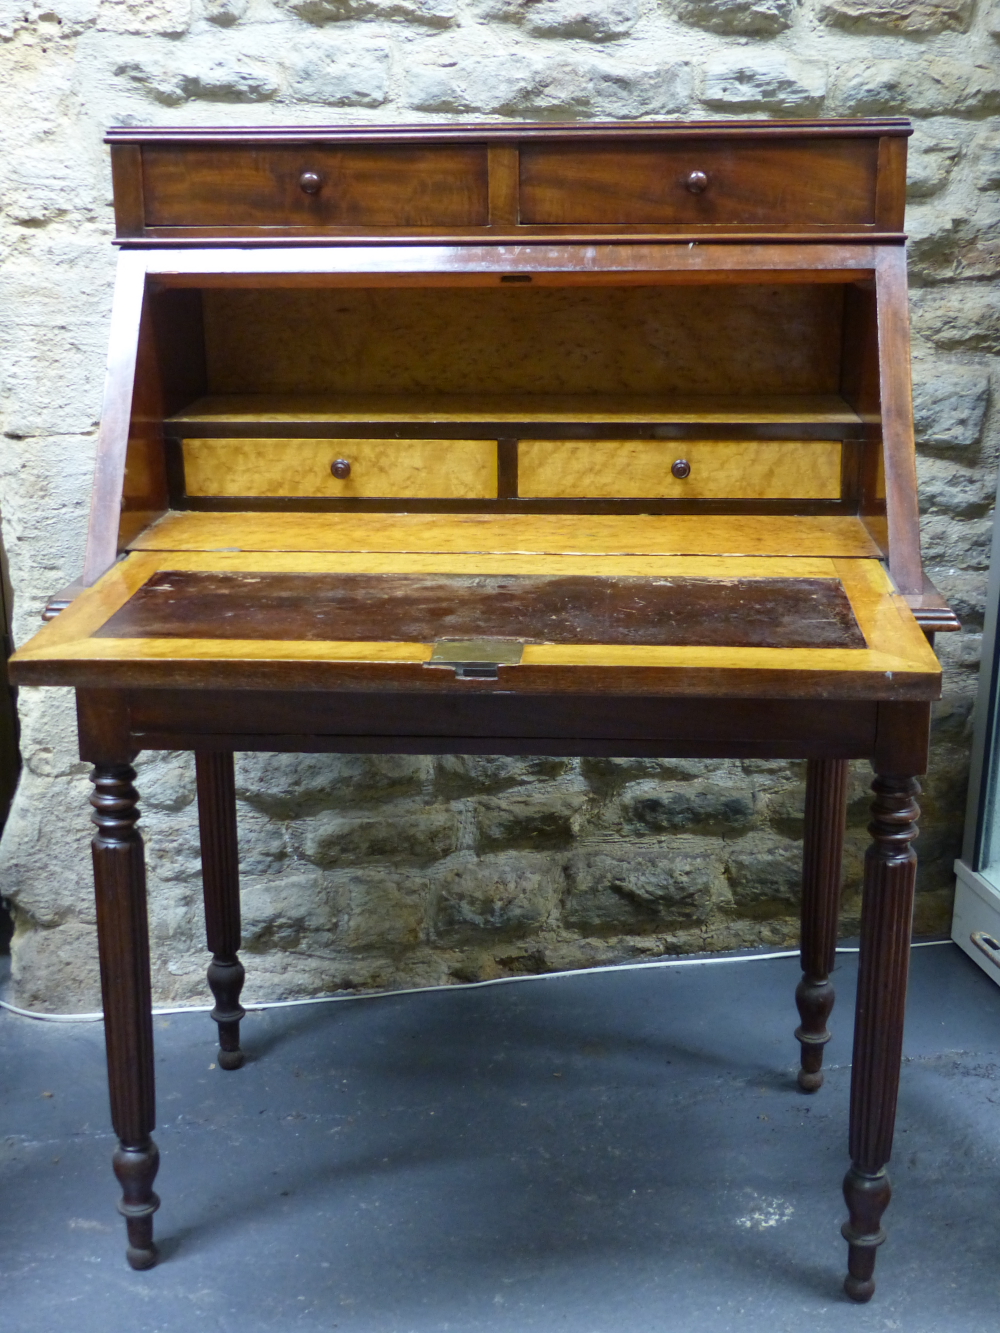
0;939;953;1024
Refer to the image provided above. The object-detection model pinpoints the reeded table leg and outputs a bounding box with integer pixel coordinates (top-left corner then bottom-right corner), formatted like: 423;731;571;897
196;751;246;1070
91;763;160;1270
842;774;920;1303
796;758;849;1092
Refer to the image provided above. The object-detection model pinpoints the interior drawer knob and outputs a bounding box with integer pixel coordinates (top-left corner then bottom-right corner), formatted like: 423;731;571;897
671;458;691;479
299;171;322;195
685;170;709;195
330;458;351;479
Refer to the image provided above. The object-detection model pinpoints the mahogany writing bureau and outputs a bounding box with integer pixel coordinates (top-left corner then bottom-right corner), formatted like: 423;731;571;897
9;119;958;1302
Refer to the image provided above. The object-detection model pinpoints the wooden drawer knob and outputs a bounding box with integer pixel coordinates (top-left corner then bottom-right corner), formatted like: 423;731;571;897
299;171;322;195
330;458;351;479
671;458;691;479
685;170;709;195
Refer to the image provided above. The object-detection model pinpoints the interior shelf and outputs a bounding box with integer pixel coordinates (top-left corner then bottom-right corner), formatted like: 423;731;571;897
169;393;864;427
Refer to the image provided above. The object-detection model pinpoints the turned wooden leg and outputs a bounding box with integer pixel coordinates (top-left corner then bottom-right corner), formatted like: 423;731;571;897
842;774;919;1303
196;751;246;1071
91;763;160;1271
795;758;849;1092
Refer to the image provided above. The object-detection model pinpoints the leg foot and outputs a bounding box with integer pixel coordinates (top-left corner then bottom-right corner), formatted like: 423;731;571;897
114;1140;161;1270
797;758;848;1092
842;1165;890;1302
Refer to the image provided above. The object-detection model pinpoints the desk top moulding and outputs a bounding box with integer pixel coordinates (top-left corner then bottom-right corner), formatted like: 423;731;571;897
9;118;956;1302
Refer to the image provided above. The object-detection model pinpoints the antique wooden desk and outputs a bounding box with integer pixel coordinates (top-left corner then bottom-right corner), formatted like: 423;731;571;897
9;119;957;1302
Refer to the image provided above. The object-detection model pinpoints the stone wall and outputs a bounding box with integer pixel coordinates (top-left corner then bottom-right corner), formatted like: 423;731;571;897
0;0;996;1011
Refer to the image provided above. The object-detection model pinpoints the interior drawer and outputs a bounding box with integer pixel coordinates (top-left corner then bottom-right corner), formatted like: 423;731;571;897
141;144;489;229
518;440;843;499
182;439;498;499
519;139;879;228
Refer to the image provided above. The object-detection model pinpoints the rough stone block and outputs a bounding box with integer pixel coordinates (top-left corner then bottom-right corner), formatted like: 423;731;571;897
303;808;459;865
581;756;732;793
474;791;586;852
918;455;996;518
972;130;1000;192
97;0;192;35
672;0;795;36
832;58;1000;116
725;834;803;908
289;43;390;106
472;0;641;40
912;362;991;448
622;780;756;835
434;754;573;797
906;205;1000;284
700;52;826;113
115;55;279;104
906;129;962;199
235;752;427;817
200;0;248;23
819;0;974;34
913;286;1000;352
404;51;691;117
564;844;721;931
241;872;338;952
280;0;457;25
434;853;562;939
341;869;431;950
920;513;995;567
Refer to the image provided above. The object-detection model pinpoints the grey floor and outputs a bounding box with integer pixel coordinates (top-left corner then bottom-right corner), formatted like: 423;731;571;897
2;943;1000;1333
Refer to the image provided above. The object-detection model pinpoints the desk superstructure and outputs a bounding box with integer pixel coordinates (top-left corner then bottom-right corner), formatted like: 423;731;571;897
10;119;956;1302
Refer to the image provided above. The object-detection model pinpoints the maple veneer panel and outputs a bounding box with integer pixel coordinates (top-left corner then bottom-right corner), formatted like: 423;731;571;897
182;438;497;498
202;285;844;397
519;440;842;499
128;511;882;558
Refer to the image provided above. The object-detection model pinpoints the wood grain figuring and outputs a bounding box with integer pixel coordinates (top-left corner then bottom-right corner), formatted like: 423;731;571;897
90;763;160;1270
9;549;940;697
201;285;845;398
488;145;519;226
182;438;498;498
141;145;490;229
126;511;884;558
518;440;842;499
843;773;920;1302
875;249;922;594
170;392;863;426
93;570;868;650
82;251;148;586
142;243;880;284
796;757;850;1091
109;144;145;238
520;140;880;228
196;751;246;1071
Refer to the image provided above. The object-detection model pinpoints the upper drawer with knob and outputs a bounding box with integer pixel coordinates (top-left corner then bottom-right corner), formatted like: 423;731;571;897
133;144;490;232
107;121;908;240
518;139;882;230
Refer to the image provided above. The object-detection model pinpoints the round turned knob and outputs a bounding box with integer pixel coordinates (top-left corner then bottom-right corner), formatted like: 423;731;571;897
299;171;322;195
330;458;351;479
685;170;709;195
671;458;691;480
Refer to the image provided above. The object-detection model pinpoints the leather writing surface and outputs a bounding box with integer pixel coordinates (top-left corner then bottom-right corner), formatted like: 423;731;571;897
95;570;866;650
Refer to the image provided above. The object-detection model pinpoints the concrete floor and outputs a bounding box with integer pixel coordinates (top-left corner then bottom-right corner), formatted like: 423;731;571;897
2;943;999;1333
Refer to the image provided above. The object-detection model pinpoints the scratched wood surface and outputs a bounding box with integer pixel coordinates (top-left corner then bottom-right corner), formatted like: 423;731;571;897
127;510;884;558
92;570;868;650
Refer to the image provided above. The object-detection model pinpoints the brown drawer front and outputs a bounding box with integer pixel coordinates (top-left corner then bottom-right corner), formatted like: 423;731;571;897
142;145;489;229
182;439;498;499
518;441;843;499
519;140;879;228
